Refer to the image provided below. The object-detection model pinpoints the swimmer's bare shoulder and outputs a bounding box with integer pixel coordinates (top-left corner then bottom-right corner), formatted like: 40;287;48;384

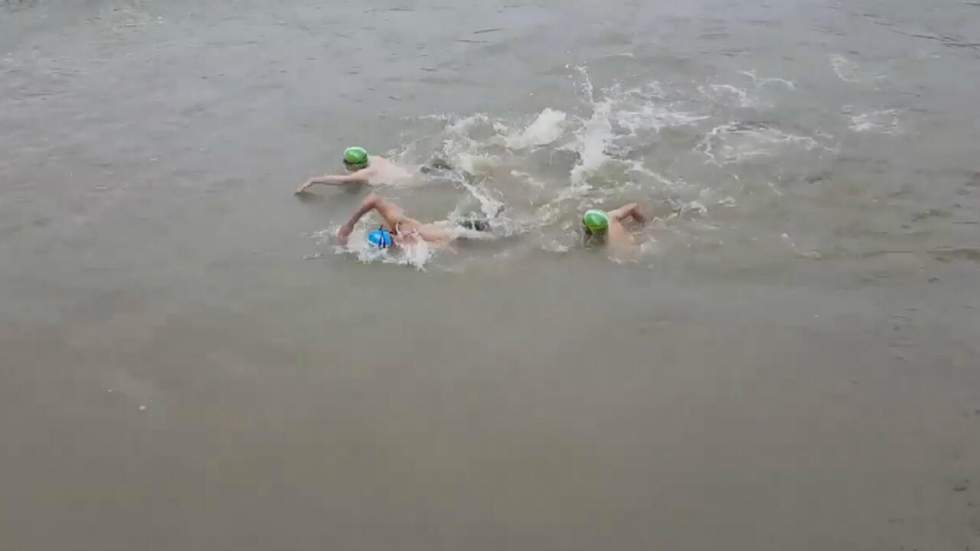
367;156;413;184
295;146;413;194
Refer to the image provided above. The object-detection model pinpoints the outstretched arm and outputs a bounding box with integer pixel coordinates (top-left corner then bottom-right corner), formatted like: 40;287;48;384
608;202;646;224
337;194;413;245
295;170;370;194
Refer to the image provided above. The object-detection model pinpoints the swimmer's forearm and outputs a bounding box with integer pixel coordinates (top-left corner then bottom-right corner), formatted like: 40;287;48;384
296;174;363;193
311;175;352;185
337;199;375;244
343;194;381;227
296;177;335;193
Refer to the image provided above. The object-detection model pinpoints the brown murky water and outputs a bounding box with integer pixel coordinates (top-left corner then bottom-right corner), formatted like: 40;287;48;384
2;0;979;549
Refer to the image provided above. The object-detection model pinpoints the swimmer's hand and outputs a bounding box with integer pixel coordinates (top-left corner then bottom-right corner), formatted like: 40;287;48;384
295;179;315;194
337;222;355;246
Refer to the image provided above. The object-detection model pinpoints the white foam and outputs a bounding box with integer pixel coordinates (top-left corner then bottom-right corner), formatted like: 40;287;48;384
700;84;758;108
560;67;615;187
848;109;902;134
569;98;614;187
829;55;885;86
604;81;706;133
393;65;824;270
740;70;796;90
569;68;709;186
446;112;491;135
349;239;435;270
684;201;708;216
781;233;822;259
433;67;712;197
613;103;708;133
510;170;545;188
573;65;596;103
540;240;572;253
415;113;453;122
319;226;437;270
531;201;563;228
503;108;567;149
393;240;437;269
696;122;822;165
454;179;507;229
628;160;688;190
830;55;861;83
455;152;500;175
439;113;492;166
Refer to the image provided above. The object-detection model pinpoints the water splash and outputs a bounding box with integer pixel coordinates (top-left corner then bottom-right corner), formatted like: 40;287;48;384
696;122;824;165
502;108;568;149
314;226;439;270
846;108;902;134
568;97;614;188
830;54;863;83
321;64;845;269
829;54;885;85
740;70;797;90
700;83;758;108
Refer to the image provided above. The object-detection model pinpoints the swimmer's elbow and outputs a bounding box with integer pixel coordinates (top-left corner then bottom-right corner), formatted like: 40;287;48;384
362;192;382;207
348;169;371;184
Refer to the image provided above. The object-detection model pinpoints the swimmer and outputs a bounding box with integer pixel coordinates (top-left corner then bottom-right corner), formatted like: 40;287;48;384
337;193;493;250
581;203;648;257
295;146;413;194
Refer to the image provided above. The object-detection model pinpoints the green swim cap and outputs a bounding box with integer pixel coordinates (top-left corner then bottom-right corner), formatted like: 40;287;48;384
343;146;369;168
583;209;609;233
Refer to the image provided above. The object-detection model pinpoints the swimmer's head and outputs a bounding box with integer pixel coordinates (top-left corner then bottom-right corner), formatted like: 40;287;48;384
367;228;394;249
582;209;609;235
343;146;369;171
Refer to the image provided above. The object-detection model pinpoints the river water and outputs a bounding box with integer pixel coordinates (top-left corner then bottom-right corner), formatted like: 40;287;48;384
2;0;979;549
